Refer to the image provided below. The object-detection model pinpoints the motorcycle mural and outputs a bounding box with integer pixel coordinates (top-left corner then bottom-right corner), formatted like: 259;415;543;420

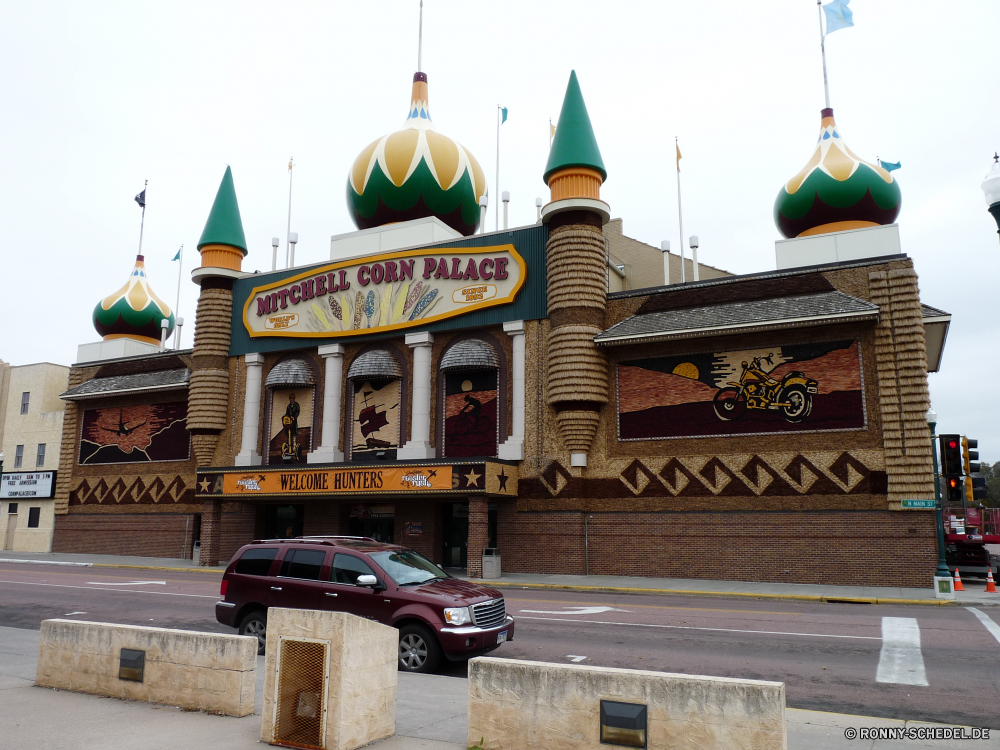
712;353;819;423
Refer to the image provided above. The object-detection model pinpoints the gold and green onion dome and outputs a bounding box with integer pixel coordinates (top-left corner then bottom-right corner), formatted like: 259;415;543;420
774;108;901;238
347;72;487;236
92;255;174;345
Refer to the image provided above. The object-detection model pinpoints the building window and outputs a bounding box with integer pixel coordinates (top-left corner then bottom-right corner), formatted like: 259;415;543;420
27;507;40;528
7;503;17;514
20;392;29;415
14;445;24;469
36;444;46;467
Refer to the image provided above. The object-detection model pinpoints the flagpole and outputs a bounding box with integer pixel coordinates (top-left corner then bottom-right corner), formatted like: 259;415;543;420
549;118;553;150
496;106;500;231
173;244;183;343
137;179;148;256
817;0;831;109
286;157;294;268
676;138;686;284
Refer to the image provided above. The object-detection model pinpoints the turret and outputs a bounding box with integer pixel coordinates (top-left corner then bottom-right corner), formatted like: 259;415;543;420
540;71;610;467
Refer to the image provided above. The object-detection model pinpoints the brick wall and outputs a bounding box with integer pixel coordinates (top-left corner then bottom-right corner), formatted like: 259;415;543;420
498;510;937;587
52;513;196;559
219;503;258;564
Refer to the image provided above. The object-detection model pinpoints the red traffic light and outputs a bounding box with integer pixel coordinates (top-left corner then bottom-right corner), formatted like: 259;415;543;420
948;439;958;449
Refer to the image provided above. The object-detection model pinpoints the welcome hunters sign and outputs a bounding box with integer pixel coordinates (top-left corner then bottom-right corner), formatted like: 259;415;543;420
242;245;526;339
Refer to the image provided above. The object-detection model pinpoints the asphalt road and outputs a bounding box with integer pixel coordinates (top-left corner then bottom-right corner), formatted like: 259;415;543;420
2;562;998;727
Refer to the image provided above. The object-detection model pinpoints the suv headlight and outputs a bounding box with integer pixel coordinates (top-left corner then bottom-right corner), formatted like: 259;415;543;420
443;607;472;626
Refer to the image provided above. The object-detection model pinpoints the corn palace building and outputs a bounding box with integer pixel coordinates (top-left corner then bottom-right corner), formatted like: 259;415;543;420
51;67;951;585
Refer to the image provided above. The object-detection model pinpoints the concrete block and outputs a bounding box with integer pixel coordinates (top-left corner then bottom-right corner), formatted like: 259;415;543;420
260;608;398;750
468;658;786;750
35;619;257;717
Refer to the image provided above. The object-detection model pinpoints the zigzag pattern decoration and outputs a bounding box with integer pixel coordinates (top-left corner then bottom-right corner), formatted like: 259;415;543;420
69;474;194;505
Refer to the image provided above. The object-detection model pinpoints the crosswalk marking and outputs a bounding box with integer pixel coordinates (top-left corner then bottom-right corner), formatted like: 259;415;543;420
969;609;1000;645
876;617;928;686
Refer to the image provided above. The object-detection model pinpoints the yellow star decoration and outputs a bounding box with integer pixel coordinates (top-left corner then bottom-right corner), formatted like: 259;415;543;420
197;477;211;493
464;468;481;487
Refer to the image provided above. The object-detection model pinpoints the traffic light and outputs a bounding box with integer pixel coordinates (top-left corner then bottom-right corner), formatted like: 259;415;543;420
940;434;963;474
962;437;981;474
965;476;987;504
946;475;964;503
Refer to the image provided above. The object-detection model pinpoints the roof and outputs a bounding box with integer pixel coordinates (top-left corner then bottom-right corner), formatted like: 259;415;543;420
347;349;403;381
440;339;499;370
595;291;879;346
197;166;248;253
265;358;316;388
921;303;951;373
61;368;190;401
543;70;607;184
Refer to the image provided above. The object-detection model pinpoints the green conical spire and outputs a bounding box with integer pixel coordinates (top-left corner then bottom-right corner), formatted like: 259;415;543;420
197;166;248;254
543;70;607;185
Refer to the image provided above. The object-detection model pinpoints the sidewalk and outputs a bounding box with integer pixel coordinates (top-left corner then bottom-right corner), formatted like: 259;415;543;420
3;550;998;606
1;626;995;749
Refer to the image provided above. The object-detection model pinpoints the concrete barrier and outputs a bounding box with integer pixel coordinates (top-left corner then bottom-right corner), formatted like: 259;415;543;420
260;608;397;750
35;619;257;716
468;658;787;750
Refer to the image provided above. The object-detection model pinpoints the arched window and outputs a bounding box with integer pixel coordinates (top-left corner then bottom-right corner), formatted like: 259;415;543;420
264;356;317;464
439;339;501;458
347;349;404;461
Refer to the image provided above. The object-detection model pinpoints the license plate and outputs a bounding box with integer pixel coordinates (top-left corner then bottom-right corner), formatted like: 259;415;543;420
496;630;508;644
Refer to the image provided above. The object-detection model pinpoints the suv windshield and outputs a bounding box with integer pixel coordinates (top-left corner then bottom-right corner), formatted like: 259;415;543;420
368;549;449;586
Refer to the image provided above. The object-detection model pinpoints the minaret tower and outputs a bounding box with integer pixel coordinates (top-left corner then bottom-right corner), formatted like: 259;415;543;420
540;71;610;467
188;168;247;473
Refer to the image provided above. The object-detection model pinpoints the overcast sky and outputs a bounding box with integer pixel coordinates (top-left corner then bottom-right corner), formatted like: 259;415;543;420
2;1;998;456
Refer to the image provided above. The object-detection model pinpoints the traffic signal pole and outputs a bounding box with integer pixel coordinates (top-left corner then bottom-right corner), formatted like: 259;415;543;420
929;419;952;578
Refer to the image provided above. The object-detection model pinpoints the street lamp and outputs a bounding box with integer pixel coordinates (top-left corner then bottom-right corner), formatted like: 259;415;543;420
926;409;952;581
981;153;1000;242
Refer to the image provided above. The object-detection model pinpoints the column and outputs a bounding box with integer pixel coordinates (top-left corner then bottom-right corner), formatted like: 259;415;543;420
398;331;436;460
498;320;525;460
200;499;222;567
309;344;346;463
235;353;265;466
467;497;489;578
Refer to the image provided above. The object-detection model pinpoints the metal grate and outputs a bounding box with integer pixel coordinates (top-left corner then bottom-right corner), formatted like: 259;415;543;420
472;598;506;629
274;638;327;749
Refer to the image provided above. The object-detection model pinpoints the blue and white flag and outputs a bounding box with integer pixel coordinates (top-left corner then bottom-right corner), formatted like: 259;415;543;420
171;246;182;261
880;160;901;173
823;0;854;34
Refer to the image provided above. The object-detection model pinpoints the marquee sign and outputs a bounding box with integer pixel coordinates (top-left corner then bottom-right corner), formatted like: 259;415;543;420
242;244;526;339
1;471;56;499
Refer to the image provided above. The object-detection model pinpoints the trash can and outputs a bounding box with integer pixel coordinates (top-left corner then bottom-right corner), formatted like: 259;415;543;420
192;540;201;566
482;548;501;580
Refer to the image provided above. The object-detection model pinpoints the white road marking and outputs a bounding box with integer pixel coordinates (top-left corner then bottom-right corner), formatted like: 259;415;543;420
567;655;588;662
515;615;879;640
876;617;928;686
520;606;631;615
969;609;1000;645
0;580;216;599
85;580;166;586
0;559;92;567
63;611;87;616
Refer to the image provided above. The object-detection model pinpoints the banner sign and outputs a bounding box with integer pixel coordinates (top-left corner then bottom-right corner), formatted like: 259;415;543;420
242;245;526;339
221;466;454;496
1;471;56;499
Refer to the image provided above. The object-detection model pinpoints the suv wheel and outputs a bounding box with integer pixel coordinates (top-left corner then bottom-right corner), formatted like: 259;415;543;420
239;611;267;655
398;624;441;673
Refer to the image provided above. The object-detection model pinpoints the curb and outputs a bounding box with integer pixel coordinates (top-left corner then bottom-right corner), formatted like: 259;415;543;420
91;563;226;573
487;581;959;606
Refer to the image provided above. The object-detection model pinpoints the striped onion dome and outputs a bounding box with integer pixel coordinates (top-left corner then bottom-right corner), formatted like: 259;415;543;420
92;255;174;345
440;339;499;371
347;72;487;236
265;358;316;389
774;108;901;238
347;349;403;381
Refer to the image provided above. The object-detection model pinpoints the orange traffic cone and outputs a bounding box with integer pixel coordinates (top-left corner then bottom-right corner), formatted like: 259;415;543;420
986;569;997;594
953;568;965;592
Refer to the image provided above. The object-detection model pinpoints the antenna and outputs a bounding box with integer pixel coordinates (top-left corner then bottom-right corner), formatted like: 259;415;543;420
417;0;424;71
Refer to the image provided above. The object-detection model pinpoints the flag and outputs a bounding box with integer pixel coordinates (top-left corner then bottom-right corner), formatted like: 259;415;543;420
881;160;901;173
550;122;556;138
823;0;854;34
676;143;682;173
500;106;508;124
288;158;293;171
171;246;182;261
134;189;146;208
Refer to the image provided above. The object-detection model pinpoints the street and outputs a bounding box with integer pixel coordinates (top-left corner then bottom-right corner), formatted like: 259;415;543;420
1;562;998;728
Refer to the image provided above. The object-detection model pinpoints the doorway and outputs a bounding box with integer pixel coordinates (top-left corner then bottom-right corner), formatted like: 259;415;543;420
442;501;468;569
3;504;17;550
263;505;304;539
348;517;395;543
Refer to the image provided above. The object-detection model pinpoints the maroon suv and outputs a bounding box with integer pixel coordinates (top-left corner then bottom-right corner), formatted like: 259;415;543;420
215;536;514;673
